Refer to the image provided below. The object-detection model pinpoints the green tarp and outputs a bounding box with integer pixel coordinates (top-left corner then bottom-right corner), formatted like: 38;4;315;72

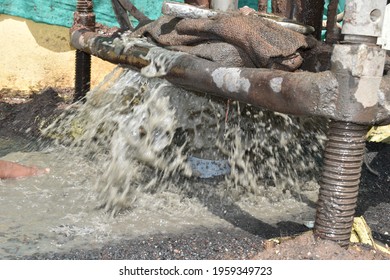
0;0;259;28
0;0;184;27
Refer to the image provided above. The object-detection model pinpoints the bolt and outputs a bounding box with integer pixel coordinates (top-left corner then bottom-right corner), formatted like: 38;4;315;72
74;1;95;102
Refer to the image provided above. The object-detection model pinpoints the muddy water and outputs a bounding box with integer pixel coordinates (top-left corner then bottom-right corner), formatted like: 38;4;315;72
0;66;326;258
0;146;234;258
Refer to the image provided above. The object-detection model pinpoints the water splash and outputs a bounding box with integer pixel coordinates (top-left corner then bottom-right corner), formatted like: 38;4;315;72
43;66;327;215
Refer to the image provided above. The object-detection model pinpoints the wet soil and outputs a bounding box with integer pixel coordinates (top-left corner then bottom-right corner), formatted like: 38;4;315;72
1;88;390;260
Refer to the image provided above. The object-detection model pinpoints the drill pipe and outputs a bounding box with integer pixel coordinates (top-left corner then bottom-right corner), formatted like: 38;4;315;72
315;121;368;247
74;0;95;102
70;28;390;125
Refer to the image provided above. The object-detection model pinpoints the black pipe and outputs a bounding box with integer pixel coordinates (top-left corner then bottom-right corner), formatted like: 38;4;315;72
301;0;325;40
74;50;92;101
74;0;95;102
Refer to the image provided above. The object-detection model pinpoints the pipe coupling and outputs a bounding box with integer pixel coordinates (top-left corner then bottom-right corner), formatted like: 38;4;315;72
74;0;96;30
330;43;388;124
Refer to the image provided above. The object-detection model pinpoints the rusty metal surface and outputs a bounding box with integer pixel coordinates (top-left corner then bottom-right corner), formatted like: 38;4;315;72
116;0;150;23
70;29;334;116
74;0;95;29
271;0;293;18
70;28;390;124
271;0;324;39
74;0;95;102
325;0;341;44
300;0;325;40
258;0;268;12
111;0;132;30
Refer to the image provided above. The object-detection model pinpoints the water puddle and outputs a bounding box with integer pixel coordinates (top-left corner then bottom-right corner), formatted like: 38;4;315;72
0;66;326;258
0;147;234;258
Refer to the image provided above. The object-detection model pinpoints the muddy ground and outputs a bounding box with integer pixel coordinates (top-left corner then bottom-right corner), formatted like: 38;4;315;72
1;88;390;260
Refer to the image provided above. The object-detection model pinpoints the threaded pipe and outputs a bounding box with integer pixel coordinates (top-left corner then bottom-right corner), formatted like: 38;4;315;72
74;1;95;102
77;1;92;12
314;121;368;247
74;50;92;101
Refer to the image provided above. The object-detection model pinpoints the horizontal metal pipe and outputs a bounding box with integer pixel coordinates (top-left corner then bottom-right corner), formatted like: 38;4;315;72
70;28;390;124
166;56;338;118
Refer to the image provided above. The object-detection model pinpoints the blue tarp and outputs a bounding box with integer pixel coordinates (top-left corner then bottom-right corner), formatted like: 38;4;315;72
0;0;259;27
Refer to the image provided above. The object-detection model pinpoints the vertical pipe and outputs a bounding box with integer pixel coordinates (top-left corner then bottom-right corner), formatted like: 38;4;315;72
271;0;292;17
300;0;325;40
325;0;340;44
75;50;92;101
272;1;324;40
74;0;95;102
314;121;368;247
258;0;269;12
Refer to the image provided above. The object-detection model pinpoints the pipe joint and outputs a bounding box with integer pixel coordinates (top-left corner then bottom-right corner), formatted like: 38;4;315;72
74;0;96;31
330;43;389;124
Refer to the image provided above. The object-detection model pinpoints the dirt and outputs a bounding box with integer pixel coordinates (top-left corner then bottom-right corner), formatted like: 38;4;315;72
1;87;390;260
0;87;73;140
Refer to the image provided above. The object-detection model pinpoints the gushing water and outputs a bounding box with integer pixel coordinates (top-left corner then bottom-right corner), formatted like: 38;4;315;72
45;65;326;214
1;63;327;258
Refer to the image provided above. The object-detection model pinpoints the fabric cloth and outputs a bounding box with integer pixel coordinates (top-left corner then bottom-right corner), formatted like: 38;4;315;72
133;13;316;70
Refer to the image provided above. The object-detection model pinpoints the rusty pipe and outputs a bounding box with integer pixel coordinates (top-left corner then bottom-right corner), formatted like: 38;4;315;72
74;0;95;102
70;28;336;117
258;0;268;13
111;0;133;30
70;28;390;125
300;0;325;40
271;0;325;40
325;0;341;44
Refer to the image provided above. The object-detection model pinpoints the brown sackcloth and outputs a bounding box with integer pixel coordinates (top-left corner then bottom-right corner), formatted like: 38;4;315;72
132;13;316;70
